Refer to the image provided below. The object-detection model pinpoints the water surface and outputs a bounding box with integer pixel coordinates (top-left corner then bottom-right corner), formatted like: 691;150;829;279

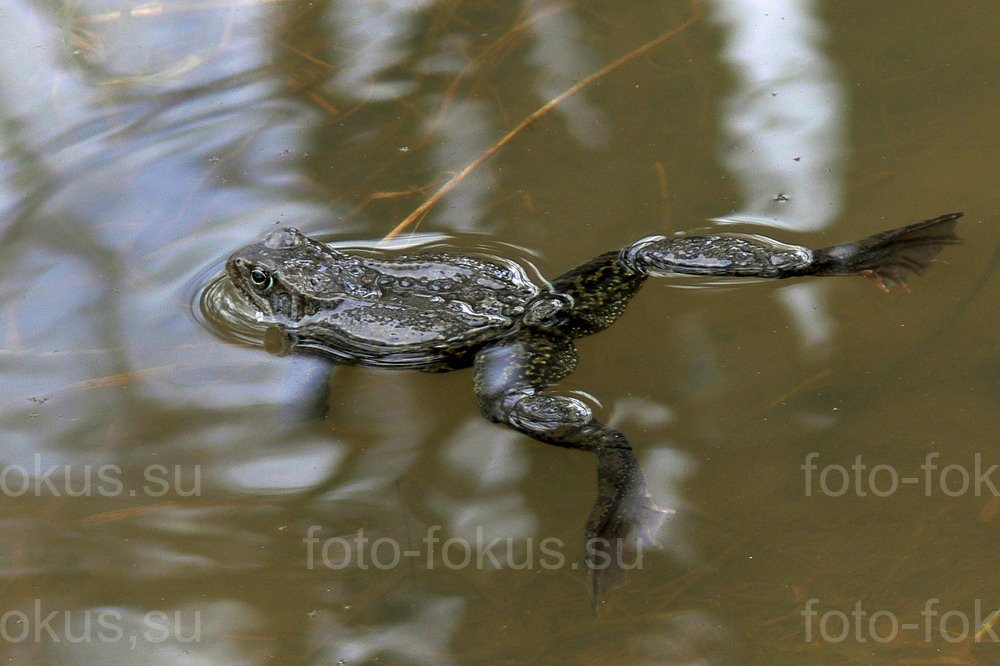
1;1;997;663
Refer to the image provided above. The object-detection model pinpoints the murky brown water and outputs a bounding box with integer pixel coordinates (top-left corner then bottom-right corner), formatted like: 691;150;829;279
1;1;997;663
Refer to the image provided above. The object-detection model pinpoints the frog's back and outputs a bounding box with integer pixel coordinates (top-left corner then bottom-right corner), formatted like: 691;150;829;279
300;250;541;367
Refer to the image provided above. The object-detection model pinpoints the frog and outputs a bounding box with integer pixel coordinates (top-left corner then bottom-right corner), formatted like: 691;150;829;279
225;212;962;601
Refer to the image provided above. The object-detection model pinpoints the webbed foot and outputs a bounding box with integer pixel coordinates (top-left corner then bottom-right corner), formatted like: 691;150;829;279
585;447;674;606
811;212;963;288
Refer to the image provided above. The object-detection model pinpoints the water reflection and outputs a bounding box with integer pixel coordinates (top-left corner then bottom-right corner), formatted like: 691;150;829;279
0;0;991;663
525;0;608;150
327;0;436;102
708;0;847;231
708;0;848;355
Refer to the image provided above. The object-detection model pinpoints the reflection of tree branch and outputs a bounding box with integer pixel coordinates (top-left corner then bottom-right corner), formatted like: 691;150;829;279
384;1;702;240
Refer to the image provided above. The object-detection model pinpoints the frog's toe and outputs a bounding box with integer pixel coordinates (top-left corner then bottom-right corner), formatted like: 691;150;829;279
637;497;674;549
643;496;675;515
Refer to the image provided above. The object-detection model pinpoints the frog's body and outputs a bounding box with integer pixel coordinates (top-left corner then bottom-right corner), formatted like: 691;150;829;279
230;228;546;369
227;213;962;600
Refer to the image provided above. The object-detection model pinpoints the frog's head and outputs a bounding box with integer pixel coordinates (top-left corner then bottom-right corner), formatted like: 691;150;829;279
226;227;339;322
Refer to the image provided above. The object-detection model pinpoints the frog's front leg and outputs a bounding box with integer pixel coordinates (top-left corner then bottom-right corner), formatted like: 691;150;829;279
473;330;667;602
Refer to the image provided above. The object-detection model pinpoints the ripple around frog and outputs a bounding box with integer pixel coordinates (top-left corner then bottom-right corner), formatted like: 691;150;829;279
193;231;551;352
196;270;273;348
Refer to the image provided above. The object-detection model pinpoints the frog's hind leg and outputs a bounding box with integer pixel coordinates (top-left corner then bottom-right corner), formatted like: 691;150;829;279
473;331;669;605
625;212;963;289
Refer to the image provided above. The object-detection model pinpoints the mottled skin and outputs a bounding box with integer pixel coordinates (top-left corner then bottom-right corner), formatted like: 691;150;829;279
227;213;962;601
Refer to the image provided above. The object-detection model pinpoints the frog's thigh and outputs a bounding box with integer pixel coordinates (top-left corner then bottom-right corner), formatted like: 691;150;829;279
473;331;578;421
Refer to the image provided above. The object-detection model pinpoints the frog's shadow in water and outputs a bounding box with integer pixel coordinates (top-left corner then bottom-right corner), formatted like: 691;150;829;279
221;213;963;605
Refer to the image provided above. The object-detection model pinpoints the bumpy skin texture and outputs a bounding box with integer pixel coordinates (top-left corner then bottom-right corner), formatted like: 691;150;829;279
227;212;962;602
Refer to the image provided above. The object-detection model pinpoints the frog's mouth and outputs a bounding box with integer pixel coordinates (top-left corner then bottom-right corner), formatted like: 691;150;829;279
227;278;264;316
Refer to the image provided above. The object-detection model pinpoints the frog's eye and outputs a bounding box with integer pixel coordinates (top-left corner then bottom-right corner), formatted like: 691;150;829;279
249;267;274;291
